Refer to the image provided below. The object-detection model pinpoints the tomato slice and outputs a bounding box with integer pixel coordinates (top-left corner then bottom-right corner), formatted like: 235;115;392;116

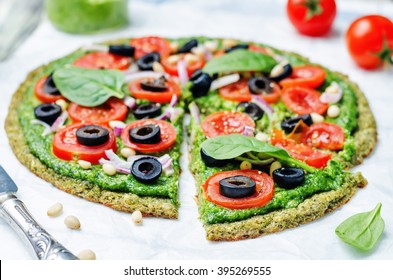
302;123;345;151
52;123;117;164
68;98;128;124
73;52;131;70
203;170;274;209
219;79;281;103
280;66;326;89
201;111;255;138
121;119;177;153
281;86;328;115
271;130;331;168
128;77;181;103
249;44;269;54
161;54;205;77
34;76;64;103
130;36;172;59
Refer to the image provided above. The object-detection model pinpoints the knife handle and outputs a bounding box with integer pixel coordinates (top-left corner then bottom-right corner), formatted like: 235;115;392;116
0;194;78;260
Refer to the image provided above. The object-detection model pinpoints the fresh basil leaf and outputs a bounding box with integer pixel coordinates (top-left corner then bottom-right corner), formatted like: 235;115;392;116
201;134;315;172
53;66;125;107
203;49;277;74
335;203;385;251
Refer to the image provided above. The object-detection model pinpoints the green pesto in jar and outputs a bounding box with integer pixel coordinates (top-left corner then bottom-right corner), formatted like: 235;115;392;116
45;0;129;34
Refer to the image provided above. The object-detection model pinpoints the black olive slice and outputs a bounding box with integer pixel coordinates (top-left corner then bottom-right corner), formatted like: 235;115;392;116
131;157;162;183
200;148;227;167
43;73;60;96
133;103;162;119
76;125;110;146
129;124;161;144
177;39;198;53
225;44;249;53
136;52;160;71
140;76;167;92
269;64;293;83
109;45;135;57
34;103;62;125
236;102;264;121
273;167;305;189
219;175;256;198
190;72;213;98
248;77;273;95
281;114;313;134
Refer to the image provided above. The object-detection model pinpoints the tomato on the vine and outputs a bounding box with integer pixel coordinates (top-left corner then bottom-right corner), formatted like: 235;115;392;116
346;15;393;70
286;0;336;36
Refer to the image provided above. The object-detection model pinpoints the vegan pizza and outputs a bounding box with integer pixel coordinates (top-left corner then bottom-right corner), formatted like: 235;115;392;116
5;36;377;241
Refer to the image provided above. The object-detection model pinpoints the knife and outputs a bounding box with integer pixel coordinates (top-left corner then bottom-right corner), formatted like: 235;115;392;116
0;165;78;260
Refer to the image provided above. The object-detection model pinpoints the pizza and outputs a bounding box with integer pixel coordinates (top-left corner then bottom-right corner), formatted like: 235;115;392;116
5;36;377;241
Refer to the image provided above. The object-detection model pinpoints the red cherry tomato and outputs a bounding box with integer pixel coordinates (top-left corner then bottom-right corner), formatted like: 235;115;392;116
73;52;131;70
161;54;205;77
201;111;255;138
219;79;281;103
34;76;64;103
52;123;117;164
302;122;345;150
281;86;328;115
346;15;393;69
121;119;177;153
280;65;326;89
128;77;181;103
130;36;172;59
68;98;128;124
203;170;274;209
286;0;336;36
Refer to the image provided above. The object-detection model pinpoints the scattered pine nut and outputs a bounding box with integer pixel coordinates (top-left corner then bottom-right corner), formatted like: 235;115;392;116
78;160;91;170
109;120;125;130
204;40;218;53
77;249;96;260
152;62;165;73
132;210;143;225
170;41;180;53
103;163;116;176
255;132;269;142
222;39;238;49
184;53;199;65
47;202;63;217
64;215;81;230
55;99;68;111
327;105;340;118
166;55;181;65
121;147;136;158
310;113;324;124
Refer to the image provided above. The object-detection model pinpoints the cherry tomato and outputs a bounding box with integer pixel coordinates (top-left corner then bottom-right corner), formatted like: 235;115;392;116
271;130;331;168
201;111;255;138
286;0;336;36
130;36;172;59
203;170;274;209
52;123;117;164
68;98;128;124
73;52;131;70
219;79;281;103
34;76;64;103
280;65;326;89
346;15;393;69
161;54;205;77
121;119;177;153
302;122;345;150
281;86;328;115
128;77;181;103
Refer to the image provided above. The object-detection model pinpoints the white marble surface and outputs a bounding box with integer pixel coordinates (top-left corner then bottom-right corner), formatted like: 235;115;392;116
0;0;393;260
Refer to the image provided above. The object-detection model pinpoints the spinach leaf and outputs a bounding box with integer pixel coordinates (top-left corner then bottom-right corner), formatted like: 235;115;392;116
335;203;385;251
201;134;315;173
203;49;277;74
53;66;125;107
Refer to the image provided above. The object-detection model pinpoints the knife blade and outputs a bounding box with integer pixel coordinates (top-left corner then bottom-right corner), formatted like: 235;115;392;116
0;165;78;260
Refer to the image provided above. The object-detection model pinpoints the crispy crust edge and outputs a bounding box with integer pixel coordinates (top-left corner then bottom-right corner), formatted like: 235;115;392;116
5;65;178;219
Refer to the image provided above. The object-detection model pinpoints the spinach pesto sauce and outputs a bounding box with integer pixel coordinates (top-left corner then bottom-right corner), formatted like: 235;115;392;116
18;50;181;206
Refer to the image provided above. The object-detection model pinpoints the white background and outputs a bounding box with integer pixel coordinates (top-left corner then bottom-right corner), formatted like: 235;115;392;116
0;0;393;260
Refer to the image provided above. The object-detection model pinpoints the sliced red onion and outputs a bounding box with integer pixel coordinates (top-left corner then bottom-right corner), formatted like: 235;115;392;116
123;96;136;109
30;120;52;136
242;125;255;136
210;73;240;91
113;126;124;137
320;82;343;104
50;111;68;132
158;154;174;176
155;94;179;121
177;60;189;86
81;44;109;52
189;101;200;125
125;71;168;83
252;95;274;120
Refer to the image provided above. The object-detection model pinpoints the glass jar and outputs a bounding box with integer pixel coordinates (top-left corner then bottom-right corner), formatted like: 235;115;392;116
45;0;129;34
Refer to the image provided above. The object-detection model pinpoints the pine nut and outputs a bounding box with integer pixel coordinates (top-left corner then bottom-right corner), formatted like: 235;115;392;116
152;62;165;73
170;41;180;53
311;113;324;124
327;105;340;118
222;39;238;49
55;99;68;111
132;210;143;225
166;55;180;65
121;147;136;158
240;161;252;170
103;163;116;176
64;215;81;230
270;161;282;177
191;46;205;59
255;132;269;142
77;249;96;260
78;160;91;170
204;40;218;53
184;53;199;65
108;120;125;130
47;202;63;217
